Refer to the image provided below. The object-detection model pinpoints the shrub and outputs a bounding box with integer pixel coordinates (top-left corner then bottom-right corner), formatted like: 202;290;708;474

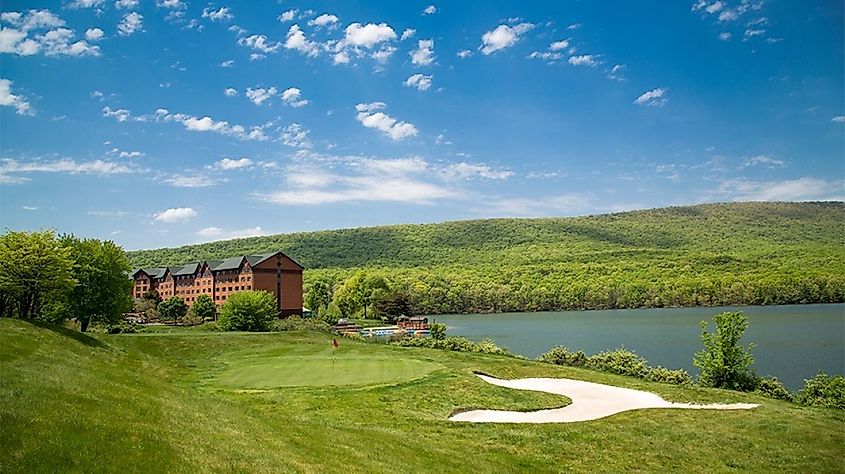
270;316;331;332
754;376;792;401
694;311;757;391
181;310;204;326
537;346;588;367
190;294;216;321
218;290;278;332
198;321;221;332
106;321;137;334
392;336;516;357
795;372;845;409
648;366;693;385
158;297;187;325
586;348;650;378
429;322;447;340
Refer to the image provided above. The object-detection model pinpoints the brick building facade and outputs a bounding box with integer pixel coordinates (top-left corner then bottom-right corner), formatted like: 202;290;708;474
131;251;303;316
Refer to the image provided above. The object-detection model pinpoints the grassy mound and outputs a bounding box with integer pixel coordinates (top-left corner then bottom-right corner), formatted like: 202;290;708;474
2;318;844;472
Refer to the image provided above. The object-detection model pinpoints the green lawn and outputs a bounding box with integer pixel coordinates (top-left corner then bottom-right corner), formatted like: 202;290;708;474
2;318;843;473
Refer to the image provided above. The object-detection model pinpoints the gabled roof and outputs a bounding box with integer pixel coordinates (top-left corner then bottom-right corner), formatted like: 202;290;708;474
172;262;200;276
131;267;168;279
210;256;245;271
245;251;305;270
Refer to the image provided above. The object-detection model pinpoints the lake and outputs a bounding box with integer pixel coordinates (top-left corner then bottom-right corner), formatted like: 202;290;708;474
433;304;845;390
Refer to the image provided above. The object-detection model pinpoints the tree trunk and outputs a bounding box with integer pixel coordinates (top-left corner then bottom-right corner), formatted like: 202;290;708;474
80;318;90;332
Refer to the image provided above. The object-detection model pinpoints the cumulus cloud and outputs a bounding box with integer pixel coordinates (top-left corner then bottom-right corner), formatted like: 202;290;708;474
154;108;269;141
284;24;319;56
245;86;278;105
224;87;237;96
239;34;281;53
278;9;297;22
220;59;234;67
568;54;598;67
355;102;418;141
117;12;143;36
832;116;845;123
153;207;197;223
114;0;139;9
1;11;101;57
309;13;338;28
423;5;437;15
742;155;786;168
102;106;130;121
0;79;34;115
633;87;668;106
84;27;104;41
404;73;433;91
344;22;396;48
67;0;105;9
202;6;233;21
281;123;311;148
400;28;415;41
480;23;534;55
456;49;472;58
410;39;435;66
281;87;308;107
214;157;253;170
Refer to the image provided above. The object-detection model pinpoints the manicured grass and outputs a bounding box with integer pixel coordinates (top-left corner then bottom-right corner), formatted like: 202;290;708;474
2;318;843;473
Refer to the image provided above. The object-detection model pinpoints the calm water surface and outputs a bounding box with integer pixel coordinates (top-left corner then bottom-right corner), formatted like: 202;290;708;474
433;304;845;390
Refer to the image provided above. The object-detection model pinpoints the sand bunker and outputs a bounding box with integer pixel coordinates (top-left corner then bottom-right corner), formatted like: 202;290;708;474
450;374;759;423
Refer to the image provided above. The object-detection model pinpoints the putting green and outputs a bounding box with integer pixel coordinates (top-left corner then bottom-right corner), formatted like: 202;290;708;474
217;355;442;388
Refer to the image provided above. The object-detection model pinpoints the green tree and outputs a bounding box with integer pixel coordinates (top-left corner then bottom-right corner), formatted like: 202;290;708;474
374;291;412;322
59;235;133;332
429;322;447;340
218;290;277;331
0;230;74;320
190;294;216;321
304;280;332;315
158;297;188;326
142;289;161;304
321;302;342;325
333;271;390;319
693;311;757;391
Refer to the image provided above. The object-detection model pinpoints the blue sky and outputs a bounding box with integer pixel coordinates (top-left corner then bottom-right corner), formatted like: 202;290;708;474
1;0;843;250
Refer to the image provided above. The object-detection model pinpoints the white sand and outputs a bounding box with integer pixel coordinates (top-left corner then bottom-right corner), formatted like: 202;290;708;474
449;374;759;423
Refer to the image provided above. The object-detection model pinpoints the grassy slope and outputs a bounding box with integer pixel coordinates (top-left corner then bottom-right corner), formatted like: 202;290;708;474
2;319;843;473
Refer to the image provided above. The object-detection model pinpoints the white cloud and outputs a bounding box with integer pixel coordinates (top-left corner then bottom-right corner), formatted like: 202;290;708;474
278;9;297;22
2;10;65;31
102;106;130;121
568;54;598;67
456;49;472;58
0;158;137;178
117;12;143;36
410;39;435;66
154;108;269;141
0;15;100;57
202;6;233;21
423;5;437;15
309;13;338;28
38;28;101;56
440;162;513;181
743;155;786;168
84;27;104;41
344;22;396;48
832;116;845;123
239;34;281;53
165;175;218;187
281;123;311;148
224;87;237;96
480;23;534;55
705;1;724;13
157;0;186;8
245;86;278;105
549;39;570;51
355;102;418;141
0;79;34;115
281;87;308;107
718;10;738;21
153;207;197;223
114;0;139;9
257;155;459;206
567;23;581;30
404;73;433;91
716;177;844;202
67;0;105;9
107;147;144;158
197;226;268;241
400;28;415;41
332;50;350;64
214;157;253;170
607;64;626;81
284;24;319;56
633;87;667;106
220;59;234;67
719;31;732;41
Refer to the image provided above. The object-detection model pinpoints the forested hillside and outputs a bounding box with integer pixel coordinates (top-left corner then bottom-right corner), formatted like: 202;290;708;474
127;202;845;314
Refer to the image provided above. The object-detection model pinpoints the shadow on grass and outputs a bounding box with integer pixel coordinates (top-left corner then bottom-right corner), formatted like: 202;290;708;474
27;320;108;348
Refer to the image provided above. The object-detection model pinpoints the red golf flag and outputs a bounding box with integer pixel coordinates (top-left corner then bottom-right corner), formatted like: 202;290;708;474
332;338;339;348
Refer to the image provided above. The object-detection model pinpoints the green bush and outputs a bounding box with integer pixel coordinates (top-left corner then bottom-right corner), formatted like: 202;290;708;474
754;376;792;401
429;322;447;340
392;336;515;357
537;346;588;367
647;366;693;385
270;317;330;332
181;310;204;326
795;372;845;409
218;290;278;332
694;311;757;391
158;297;187;325
586;348;650;378
190;294;216;321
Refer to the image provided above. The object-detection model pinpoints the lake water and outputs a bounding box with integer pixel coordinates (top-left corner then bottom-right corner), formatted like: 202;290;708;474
433;304;845;390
